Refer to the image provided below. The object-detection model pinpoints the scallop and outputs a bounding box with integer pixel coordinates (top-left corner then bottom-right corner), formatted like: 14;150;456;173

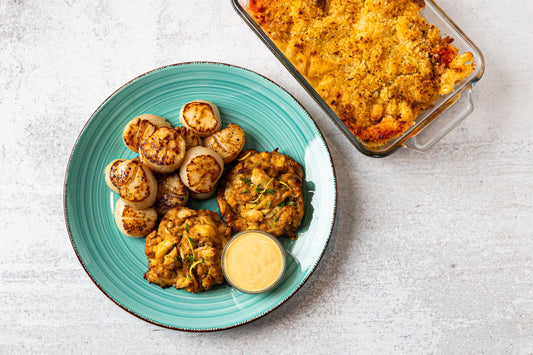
122;114;171;153
175;126;201;149
179;100;221;138
107;158;158;209
155;172;190;215
202;123;245;164
179;146;224;199
139;126;186;173
114;199;157;237
104;159;126;193
189;182;219;200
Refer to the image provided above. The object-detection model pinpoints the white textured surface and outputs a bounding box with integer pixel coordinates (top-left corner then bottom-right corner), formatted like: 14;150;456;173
1;0;532;353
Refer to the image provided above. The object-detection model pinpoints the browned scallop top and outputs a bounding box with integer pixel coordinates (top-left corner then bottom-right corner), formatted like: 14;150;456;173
174;126;200;149
123;118;157;151
144;207;231;293
217;149;305;239
119;205;154;235
109;159;153;202
185;155;222;193
140;127;185;165
155;172;189;215
250;0;475;146
182;102;217;136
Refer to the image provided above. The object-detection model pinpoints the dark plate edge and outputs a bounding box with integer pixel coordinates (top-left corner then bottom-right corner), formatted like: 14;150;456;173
63;61;338;332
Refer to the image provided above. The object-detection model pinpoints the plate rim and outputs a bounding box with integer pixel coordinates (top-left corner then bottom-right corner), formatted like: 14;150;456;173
63;61;338;332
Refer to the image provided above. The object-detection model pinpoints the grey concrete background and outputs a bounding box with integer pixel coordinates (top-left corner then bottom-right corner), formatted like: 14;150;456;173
1;0;532;353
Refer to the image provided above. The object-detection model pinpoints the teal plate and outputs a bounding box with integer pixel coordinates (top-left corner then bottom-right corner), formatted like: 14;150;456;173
64;62;337;331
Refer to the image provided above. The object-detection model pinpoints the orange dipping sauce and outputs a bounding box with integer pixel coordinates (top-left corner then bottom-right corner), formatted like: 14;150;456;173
222;230;285;293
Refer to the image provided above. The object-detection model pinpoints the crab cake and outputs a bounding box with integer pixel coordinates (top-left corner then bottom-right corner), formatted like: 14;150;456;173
217;149;305;238
144;206;231;293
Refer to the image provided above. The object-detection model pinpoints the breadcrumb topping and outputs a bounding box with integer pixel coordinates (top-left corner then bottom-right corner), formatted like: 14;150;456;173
250;0;474;146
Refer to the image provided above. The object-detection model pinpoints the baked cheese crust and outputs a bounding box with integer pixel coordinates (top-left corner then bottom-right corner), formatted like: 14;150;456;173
250;0;474;146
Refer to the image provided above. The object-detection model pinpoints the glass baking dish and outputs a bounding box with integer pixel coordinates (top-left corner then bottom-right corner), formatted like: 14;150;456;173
232;0;485;157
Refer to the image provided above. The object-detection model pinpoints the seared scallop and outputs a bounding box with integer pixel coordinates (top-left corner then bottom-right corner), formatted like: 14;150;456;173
179;146;224;199
104;159;126;193
155;172;190;215
175;126;201;149
179;100;221;138
107;158;158;209
203;123;245;164
139;126;186;173
114;199;157;237
122;114;171;153
189;183;219;200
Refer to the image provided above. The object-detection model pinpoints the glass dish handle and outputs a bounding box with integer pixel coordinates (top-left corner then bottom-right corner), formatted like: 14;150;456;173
404;85;474;152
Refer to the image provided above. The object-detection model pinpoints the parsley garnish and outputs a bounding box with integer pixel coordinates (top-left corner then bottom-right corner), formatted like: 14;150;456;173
280;199;295;208
240;178;252;185
187;236;198;247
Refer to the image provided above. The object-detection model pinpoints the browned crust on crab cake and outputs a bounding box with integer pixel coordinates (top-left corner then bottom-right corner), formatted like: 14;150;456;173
217;149;305;238
143;206;231;293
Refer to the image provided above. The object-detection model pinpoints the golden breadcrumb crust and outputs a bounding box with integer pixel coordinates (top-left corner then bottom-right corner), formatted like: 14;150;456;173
217;149;305;239
250;0;474;146
144;207;231;293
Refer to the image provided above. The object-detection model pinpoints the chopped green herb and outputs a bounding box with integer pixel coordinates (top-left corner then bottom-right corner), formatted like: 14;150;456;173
185;235;196;260
280;198;294;208
274;216;279;222
240;178;252;185
267;200;271;208
169;256;175;262
187;236;198;247
185;223;189;231
241;190;248;193
266;189;275;195
186;274;191;281
185;254;195;262
279;181;291;190
251;178;274;204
